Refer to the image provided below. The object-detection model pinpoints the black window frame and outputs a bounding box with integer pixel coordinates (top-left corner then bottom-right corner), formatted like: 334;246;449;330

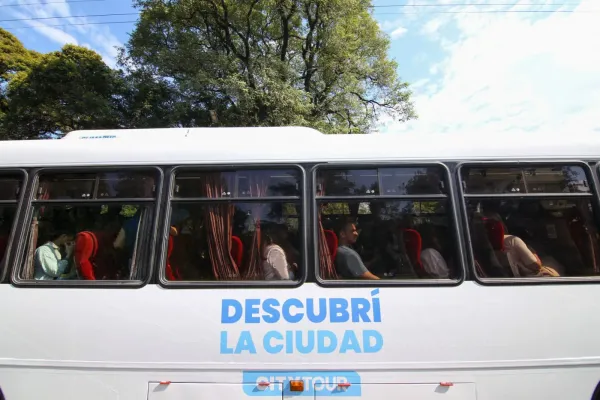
11;166;164;288
0;169;28;283
457;160;600;285
158;164;307;288
312;161;465;287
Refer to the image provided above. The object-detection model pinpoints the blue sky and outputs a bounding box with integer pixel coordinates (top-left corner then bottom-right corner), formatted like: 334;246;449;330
2;0;599;134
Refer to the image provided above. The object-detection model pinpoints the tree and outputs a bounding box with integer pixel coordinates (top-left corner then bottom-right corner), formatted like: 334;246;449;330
0;29;42;139
121;0;415;133
3;44;124;139
0;29;41;86
118;69;179;129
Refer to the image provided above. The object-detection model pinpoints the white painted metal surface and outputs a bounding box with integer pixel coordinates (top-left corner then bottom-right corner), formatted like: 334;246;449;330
0;127;597;167
0;127;599;399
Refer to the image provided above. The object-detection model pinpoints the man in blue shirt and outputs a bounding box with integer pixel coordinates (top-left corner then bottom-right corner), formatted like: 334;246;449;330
334;219;380;280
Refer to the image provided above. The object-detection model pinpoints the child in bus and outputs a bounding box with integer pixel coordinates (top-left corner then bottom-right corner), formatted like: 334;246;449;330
33;228;77;280
334;218;380;280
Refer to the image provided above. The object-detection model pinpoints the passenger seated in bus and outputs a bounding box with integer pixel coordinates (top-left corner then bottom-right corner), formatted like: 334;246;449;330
509;225;565;276
383;226;417;278
113;210;141;263
261;223;297;280
535;202;586;276
419;224;449;279
334;219;380;280
485;212;553;277
33;229;77;280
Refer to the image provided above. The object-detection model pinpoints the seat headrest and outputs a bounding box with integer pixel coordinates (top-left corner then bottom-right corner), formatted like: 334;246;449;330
403;229;422;266
483;218;505;251
230;235;243;267
323;229;338;261
75;231;98;259
167;235;174;258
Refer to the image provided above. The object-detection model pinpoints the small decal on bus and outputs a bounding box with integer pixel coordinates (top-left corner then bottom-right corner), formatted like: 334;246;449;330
79;135;117;139
242;370;361;397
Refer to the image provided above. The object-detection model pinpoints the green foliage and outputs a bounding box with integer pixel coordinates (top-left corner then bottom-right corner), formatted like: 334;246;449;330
1;0;416;140
121;0;415;133
0;29;42;139
117;69;181;129
120;205;139;217
0;29;41;85
3;44;124;139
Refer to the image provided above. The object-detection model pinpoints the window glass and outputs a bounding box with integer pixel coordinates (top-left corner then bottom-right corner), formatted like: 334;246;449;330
318;167;446;197
167;168;302;282
20;204;151;281
318;169;379;196
166;201;301;281
0;206;17;266
37;171;156;200
463;166;590;194
318;199;456;280
379;167;446;195
97;172;156;198
467;197;600;278
0;177;21;201
316;165;456;282
174;169;300;198
22;170;158;283
36;173;95;200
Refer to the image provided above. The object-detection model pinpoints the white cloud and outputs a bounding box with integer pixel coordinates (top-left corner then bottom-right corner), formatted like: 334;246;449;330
379;0;600;134
7;0;123;66
390;26;408;39
28;23;79;46
8;9;79;45
379;17;405;32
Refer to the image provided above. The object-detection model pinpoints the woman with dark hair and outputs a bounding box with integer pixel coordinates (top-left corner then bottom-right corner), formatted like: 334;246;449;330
261;223;296;280
384;225;416;278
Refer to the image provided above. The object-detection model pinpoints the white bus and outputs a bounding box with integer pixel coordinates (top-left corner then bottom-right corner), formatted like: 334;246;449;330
1;127;600;400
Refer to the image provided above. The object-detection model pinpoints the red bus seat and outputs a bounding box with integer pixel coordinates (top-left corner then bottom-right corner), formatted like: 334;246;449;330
166;233;181;281
231;235;243;267
323;230;338;262
483;218;505;251
74;231;120;280
403;228;423;270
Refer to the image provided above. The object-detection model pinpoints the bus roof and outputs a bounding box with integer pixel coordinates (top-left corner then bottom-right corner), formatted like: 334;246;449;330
0;127;598;167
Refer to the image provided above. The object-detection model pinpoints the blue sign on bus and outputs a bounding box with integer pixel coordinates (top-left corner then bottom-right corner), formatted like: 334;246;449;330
242;370;361;397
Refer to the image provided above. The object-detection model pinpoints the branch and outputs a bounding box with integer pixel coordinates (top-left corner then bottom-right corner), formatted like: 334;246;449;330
277;1;297;62
245;0;261;61
351;91;394;109
301;1;319;93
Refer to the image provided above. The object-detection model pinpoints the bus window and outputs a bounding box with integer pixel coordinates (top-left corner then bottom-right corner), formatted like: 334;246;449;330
0;174;21;272
462;164;600;279
18;170;158;283
166;168;302;283
316;165;459;282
